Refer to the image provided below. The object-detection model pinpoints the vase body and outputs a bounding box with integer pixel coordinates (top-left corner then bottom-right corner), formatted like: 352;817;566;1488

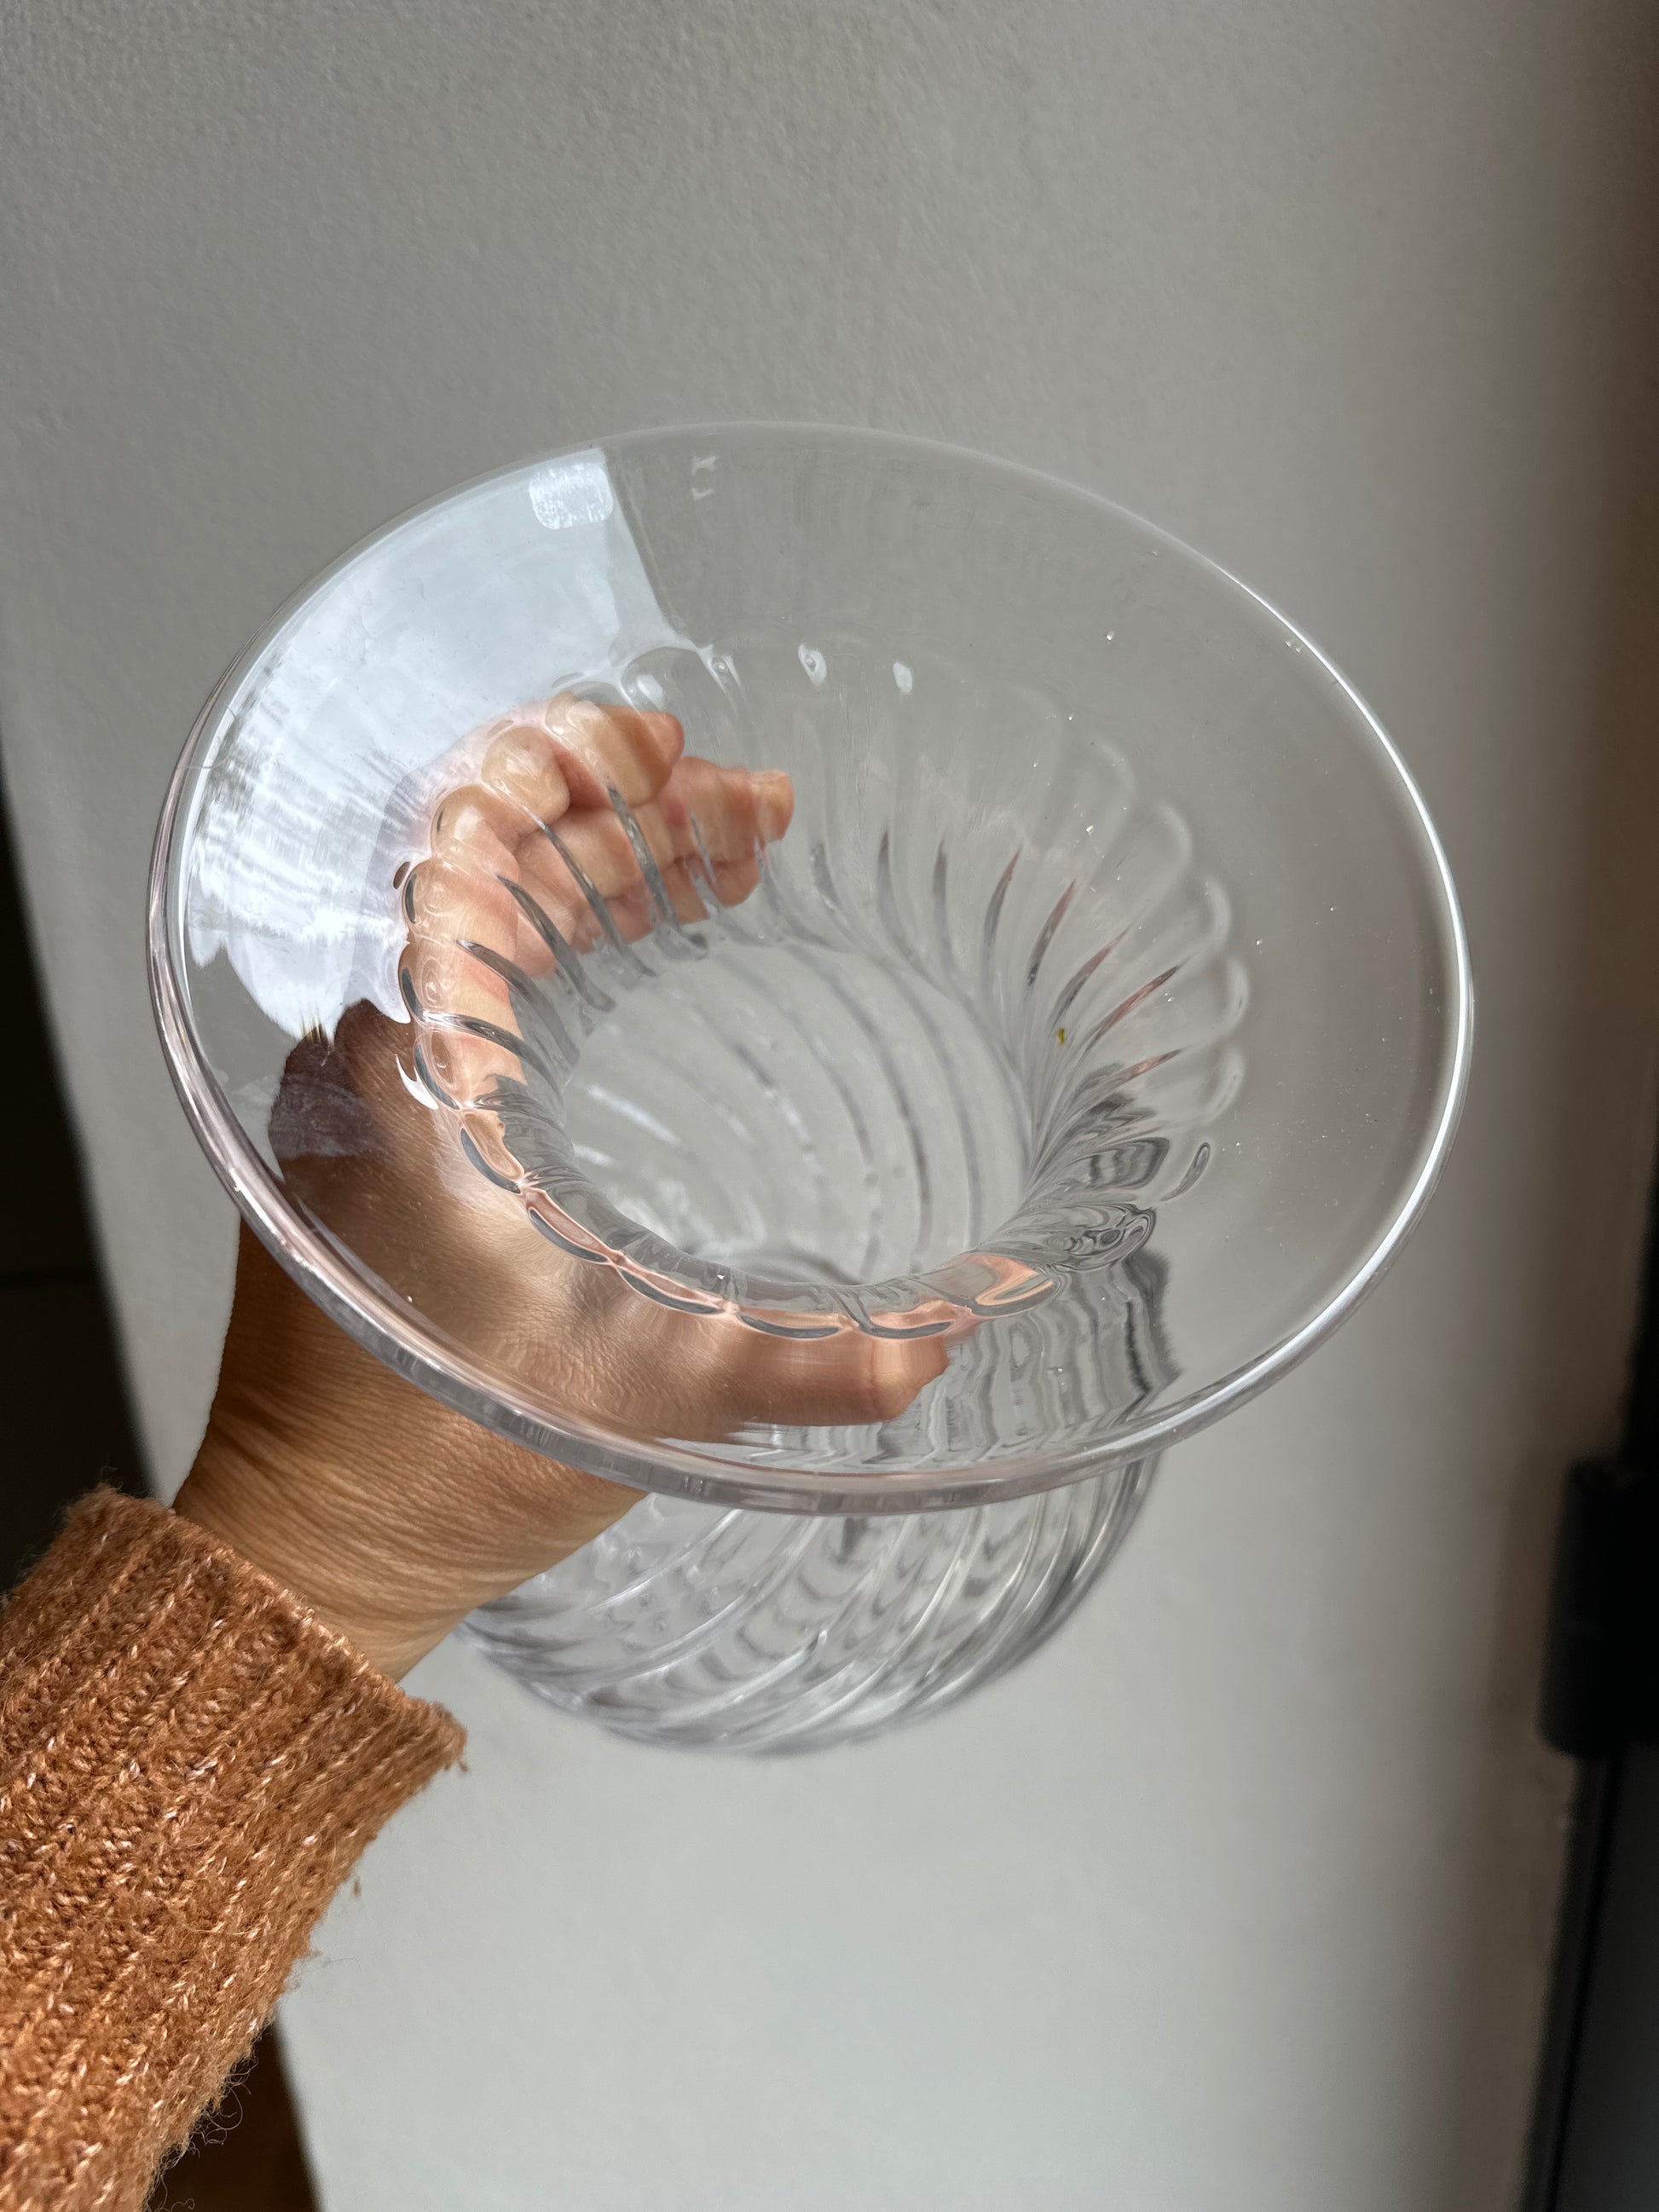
466;1459;1153;1752
148;428;1471;1754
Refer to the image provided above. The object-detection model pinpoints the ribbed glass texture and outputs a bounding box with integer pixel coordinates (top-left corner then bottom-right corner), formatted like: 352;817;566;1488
151;427;1470;1750
466;1462;1153;1752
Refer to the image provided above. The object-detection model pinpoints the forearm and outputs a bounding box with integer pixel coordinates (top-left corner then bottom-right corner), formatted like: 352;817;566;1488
0;1489;461;2212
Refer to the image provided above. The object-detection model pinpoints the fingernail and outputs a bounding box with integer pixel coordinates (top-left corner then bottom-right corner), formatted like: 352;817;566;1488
482;728;569;817
753;770;795;841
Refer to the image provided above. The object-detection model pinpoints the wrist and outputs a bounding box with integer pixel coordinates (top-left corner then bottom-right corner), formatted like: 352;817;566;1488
174;1439;467;1682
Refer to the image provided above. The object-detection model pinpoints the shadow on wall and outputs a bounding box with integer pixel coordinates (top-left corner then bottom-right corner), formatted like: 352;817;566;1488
0;779;147;1584
1440;88;1659;2210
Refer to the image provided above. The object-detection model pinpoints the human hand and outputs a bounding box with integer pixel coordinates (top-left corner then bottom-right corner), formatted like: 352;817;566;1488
174;696;945;1678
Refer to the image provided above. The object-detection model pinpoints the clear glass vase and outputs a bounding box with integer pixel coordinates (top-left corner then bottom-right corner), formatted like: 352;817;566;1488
150;426;1470;1751
466;1463;1153;1753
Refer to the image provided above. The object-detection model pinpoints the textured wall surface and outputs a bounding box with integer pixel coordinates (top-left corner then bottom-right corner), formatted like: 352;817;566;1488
3;3;1657;2206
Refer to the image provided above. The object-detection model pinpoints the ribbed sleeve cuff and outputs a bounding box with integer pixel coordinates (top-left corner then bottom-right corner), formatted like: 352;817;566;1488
0;1487;463;2212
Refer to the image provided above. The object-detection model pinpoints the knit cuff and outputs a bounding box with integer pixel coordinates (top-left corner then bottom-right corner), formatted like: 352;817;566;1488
0;1487;463;2212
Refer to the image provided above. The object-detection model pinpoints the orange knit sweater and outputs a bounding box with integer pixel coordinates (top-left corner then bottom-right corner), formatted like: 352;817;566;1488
0;1489;463;2211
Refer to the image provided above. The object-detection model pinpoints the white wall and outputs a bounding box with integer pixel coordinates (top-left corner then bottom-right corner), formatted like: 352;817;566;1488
3;4;1657;2207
